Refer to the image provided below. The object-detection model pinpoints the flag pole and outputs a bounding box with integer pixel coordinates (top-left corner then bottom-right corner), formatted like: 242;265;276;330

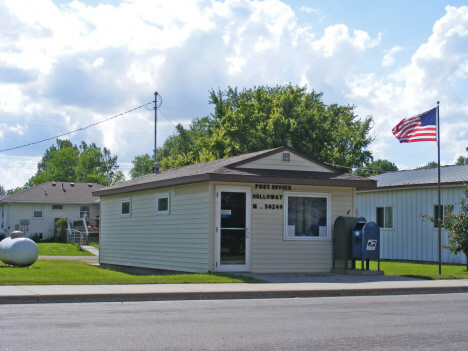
437;101;441;275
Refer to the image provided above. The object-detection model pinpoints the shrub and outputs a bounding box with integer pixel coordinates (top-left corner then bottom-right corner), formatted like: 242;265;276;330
55;218;68;243
30;233;41;243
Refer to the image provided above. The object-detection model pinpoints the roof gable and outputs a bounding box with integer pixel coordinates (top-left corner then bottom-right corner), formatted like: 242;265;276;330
234;149;334;172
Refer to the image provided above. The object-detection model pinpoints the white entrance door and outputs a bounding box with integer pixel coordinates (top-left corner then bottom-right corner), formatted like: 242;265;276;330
215;186;251;272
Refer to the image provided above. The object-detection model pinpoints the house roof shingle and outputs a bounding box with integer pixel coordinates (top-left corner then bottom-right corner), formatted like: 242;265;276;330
0;182;104;203
93;147;376;196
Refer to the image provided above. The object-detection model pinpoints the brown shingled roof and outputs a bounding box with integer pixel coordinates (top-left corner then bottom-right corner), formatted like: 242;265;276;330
0;182;104;203
93;147;376;196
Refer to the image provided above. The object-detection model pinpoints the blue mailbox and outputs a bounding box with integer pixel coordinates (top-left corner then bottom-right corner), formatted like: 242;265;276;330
351;221;380;271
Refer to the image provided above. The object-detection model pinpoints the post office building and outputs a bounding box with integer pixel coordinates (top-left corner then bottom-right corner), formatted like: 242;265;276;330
93;147;376;273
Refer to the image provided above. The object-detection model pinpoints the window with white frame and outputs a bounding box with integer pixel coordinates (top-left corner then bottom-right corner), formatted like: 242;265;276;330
80;206;90;218
434;204;454;228
157;194;170;215
121;199;131;217
52;204;63;211
33;205;43;218
284;192;330;240
376;206;393;229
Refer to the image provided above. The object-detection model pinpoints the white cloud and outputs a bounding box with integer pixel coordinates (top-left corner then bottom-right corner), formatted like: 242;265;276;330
1;1;467;190
347;5;468;163
382;45;403;67
300;6;321;15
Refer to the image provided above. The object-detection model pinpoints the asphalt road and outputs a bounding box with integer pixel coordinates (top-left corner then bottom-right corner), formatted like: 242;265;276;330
2;293;468;350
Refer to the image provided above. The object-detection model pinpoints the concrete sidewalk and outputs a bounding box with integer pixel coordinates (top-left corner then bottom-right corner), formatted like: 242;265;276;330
2;275;468;304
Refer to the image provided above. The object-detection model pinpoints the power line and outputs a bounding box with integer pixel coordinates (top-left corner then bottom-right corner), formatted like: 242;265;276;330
0;103;150;153
158;109;178;128
324;162;395;175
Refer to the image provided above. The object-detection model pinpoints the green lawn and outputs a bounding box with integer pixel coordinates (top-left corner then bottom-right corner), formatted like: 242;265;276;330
356;260;468;280
37;243;94;256
0;260;263;285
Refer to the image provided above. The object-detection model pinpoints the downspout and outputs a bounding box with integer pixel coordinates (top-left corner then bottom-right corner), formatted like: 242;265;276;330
5;203;9;237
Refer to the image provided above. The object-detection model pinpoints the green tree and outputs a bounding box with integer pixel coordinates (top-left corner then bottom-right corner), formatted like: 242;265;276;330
456;156;468;165
421;185;468;271
0;184;5;195
416;161;438;170
143;85;373;171
6;187;25;195
354;159;399;177
27;139;125;187
130;153;155;179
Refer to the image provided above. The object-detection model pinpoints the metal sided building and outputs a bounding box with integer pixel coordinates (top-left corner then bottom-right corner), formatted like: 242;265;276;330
356;165;468;264
93;147;376;274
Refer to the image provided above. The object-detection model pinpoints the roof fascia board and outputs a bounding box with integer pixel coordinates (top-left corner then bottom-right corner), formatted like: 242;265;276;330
94;172;376;197
227;146;340;173
207;173;376;188
357;181;466;193
93;174;211;196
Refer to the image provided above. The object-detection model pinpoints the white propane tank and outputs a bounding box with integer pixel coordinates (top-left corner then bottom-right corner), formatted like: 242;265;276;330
0;237;39;267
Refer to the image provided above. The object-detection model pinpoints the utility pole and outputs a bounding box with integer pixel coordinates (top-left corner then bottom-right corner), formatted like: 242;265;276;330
152;92;162;173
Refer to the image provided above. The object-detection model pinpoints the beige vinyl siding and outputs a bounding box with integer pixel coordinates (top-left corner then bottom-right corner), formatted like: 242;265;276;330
236;152;332;172
211;182;354;273
99;182;210;273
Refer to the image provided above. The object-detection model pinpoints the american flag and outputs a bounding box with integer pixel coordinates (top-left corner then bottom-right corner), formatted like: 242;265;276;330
392;107;437;143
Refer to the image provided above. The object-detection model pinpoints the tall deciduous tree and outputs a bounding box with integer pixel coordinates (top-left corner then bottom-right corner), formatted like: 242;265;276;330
27;139;125;187
132;85;374;175
416;161;438;170
353;159;399;177
130;153;154;179
456;156;468;165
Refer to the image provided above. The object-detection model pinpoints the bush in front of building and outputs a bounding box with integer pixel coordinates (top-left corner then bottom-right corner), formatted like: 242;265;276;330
30;233;41;243
54;218;68;243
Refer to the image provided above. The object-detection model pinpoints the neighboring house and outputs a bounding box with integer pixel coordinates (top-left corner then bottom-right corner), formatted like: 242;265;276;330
356;165;468;264
93;146;376;274
0;182;103;239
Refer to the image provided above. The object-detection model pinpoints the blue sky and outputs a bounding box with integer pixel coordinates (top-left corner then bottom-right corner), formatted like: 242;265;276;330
1;0;468;190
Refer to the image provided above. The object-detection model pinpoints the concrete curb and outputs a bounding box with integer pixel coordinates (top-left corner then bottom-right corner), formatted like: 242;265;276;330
2;286;468;304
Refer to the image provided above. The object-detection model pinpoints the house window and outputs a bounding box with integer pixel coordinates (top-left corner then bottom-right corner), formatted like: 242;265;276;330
52;205;63;211
80;206;90;218
33;205;43;218
376;206;393;228
284;192;330;240
157;194;170;215
282;153;290;162
121;199;131;217
434;204;454;228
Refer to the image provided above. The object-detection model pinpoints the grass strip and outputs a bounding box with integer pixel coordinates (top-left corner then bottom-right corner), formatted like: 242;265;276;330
37;243;94;256
0;260;263;285
356;260;468;280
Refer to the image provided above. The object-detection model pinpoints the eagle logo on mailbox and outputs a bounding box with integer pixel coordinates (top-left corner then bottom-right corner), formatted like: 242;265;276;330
366;239;377;251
